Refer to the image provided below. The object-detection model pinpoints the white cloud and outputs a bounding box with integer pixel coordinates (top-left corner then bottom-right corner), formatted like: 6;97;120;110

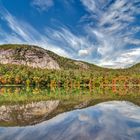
124;37;140;46
80;0;97;13
47;46;70;57
99;48;140;68
80;0;140;68
32;0;54;11
78;49;89;56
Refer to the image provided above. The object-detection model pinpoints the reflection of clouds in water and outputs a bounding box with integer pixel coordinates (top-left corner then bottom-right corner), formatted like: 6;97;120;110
78;114;89;121
93;101;140;140
0;101;140;140
97;101;140;120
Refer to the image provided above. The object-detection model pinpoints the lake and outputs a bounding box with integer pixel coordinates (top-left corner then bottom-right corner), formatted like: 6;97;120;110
0;101;140;140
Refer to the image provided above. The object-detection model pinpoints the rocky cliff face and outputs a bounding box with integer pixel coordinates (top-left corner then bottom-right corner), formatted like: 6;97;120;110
0;46;60;69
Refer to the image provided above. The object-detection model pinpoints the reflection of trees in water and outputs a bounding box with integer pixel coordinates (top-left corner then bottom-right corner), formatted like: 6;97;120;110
0;87;21;95
0;84;139;97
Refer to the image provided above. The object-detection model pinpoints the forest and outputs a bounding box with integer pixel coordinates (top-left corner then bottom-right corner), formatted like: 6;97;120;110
0;63;139;87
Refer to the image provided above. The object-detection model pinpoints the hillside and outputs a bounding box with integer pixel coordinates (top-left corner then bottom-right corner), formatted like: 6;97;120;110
0;44;103;71
0;44;139;72
0;44;139;86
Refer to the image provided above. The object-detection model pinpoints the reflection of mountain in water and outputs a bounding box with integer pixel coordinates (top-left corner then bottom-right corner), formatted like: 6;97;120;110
0;101;60;126
0;101;140;140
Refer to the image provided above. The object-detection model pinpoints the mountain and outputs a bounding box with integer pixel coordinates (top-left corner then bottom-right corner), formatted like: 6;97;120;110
0;44;139;72
0;44;103;70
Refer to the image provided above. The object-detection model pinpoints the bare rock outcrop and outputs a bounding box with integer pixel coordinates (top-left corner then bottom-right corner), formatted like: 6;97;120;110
0;47;60;69
74;61;89;70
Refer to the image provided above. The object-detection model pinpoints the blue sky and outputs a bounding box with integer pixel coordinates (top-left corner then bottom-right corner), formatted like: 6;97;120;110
0;0;140;68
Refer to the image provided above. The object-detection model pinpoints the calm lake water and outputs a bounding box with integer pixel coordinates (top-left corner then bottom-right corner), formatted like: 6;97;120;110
0;101;140;140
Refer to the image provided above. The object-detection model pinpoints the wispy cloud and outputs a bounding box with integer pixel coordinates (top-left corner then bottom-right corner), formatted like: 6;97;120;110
0;4;69;57
80;0;140;68
45;27;96;59
31;0;54;11
0;3;94;59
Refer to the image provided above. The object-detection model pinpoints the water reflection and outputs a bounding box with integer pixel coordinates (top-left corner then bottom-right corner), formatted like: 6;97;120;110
0;101;140;140
0;85;140;96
